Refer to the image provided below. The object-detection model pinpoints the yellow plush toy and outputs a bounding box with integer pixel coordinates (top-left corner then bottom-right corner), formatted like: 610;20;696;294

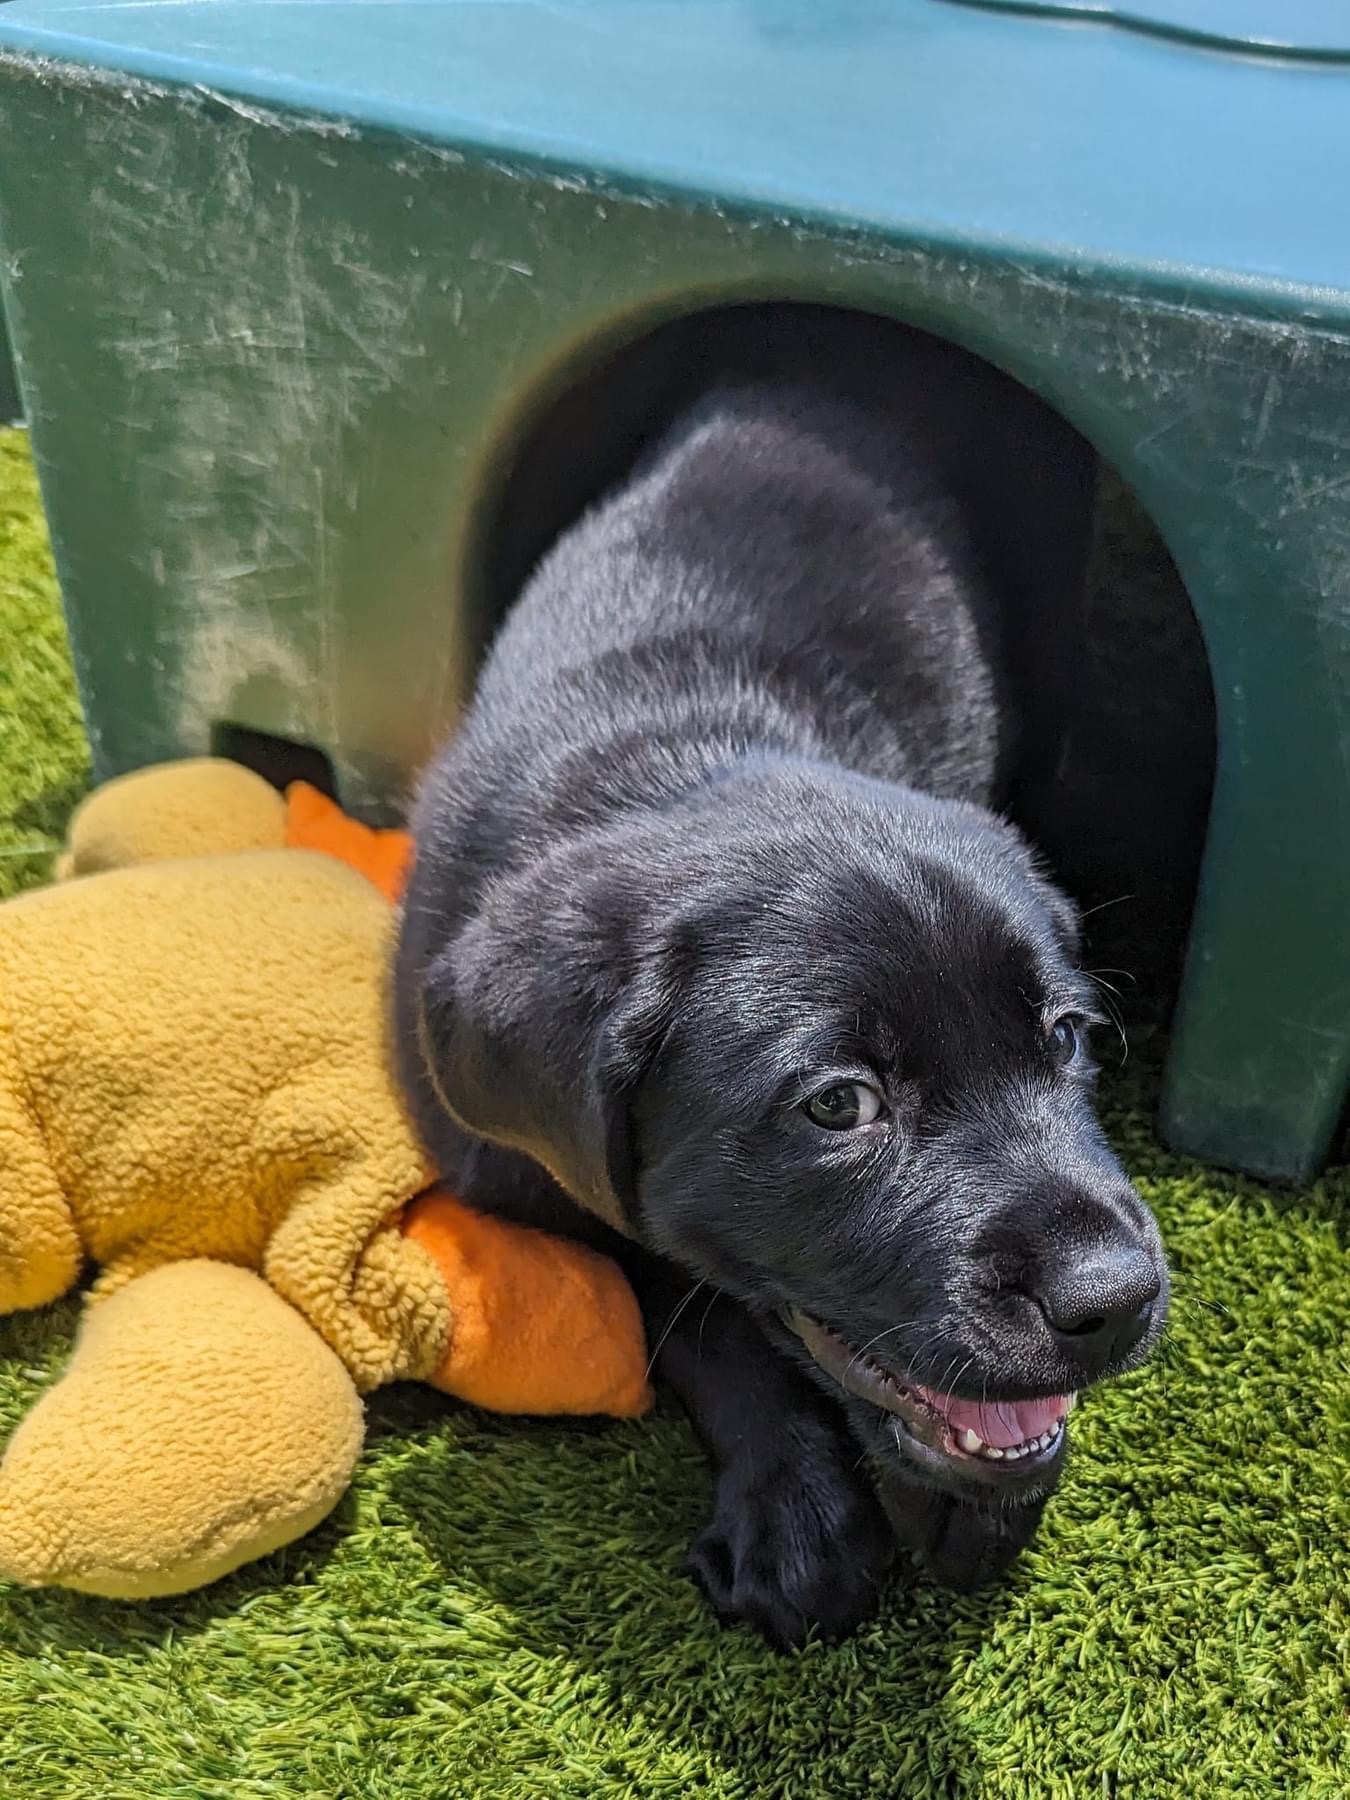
0;760;651;1599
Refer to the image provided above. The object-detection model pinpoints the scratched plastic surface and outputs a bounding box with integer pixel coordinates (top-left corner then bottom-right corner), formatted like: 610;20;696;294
0;1;1349;307
0;0;1346;1183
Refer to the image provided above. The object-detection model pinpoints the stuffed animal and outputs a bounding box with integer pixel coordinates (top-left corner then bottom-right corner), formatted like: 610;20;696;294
0;759;651;1599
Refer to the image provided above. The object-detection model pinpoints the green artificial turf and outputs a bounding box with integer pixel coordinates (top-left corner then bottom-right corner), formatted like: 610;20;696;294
0;423;1346;1798
0;431;90;899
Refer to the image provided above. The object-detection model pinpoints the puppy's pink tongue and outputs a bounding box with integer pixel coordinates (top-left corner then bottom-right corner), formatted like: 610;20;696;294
913;1388;1072;1449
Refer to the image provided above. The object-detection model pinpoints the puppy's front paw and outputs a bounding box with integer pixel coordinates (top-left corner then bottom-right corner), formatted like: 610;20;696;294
913;1495;1044;1594
684;1459;895;1648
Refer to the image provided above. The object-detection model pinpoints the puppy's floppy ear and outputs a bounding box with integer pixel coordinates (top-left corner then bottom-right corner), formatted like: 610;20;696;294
412;838;676;1235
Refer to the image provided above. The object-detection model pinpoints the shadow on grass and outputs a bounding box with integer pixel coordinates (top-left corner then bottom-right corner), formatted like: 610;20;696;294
379;1388;1021;1795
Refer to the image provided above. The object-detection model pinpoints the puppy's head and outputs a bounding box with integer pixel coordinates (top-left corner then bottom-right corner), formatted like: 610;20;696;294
412;765;1168;1500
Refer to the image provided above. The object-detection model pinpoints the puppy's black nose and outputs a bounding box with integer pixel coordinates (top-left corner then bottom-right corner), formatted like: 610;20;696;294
1032;1248;1161;1366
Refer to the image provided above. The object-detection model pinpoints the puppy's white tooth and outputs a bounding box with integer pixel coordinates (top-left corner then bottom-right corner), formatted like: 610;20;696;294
981;1445;1005;1460
959;1427;983;1453
1004;1445;1025;1459
1066;1394;1078;1411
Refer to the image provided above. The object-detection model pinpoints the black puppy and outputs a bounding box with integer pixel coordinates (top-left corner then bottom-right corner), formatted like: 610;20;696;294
394;319;1169;1646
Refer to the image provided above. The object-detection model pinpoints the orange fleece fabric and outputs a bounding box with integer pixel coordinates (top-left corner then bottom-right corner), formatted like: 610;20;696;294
283;782;414;903
403;1192;652;1418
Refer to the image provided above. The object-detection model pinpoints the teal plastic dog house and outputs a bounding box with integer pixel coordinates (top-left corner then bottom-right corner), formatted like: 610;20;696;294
0;0;1347;1184
0;316;18;425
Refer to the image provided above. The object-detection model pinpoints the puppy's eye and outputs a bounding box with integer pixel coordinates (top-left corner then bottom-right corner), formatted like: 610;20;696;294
1048;1015;1084;1067
803;1083;884;1130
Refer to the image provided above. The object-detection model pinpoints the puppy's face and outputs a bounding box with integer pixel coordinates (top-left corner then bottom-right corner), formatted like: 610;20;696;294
412;770;1168;1503
627;796;1168;1502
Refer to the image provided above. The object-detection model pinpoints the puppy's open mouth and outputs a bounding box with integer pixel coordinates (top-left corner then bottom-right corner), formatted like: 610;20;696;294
782;1306;1074;1476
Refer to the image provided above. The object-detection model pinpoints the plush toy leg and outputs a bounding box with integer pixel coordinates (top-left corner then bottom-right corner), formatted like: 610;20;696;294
0;1261;363;1597
56;758;287;879
402;1191;654;1419
254;1071;456;1393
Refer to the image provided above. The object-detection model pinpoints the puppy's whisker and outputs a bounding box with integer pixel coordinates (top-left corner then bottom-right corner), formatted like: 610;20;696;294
906;1344;976;1401
1089;981;1130;1062
644;1280;709;1379
1084;966;1139;992
891;1327;958;1390
950;1355;978;1402
842;1321;924;1384
1078;894;1135;922
696;1287;724;1361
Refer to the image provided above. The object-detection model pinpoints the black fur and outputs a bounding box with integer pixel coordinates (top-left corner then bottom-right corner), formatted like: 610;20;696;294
394;318;1169;1648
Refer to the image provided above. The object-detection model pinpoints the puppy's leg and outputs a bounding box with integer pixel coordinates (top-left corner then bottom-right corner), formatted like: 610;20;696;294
622;1252;896;1648
443;1139;895;1645
878;1475;1047;1594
